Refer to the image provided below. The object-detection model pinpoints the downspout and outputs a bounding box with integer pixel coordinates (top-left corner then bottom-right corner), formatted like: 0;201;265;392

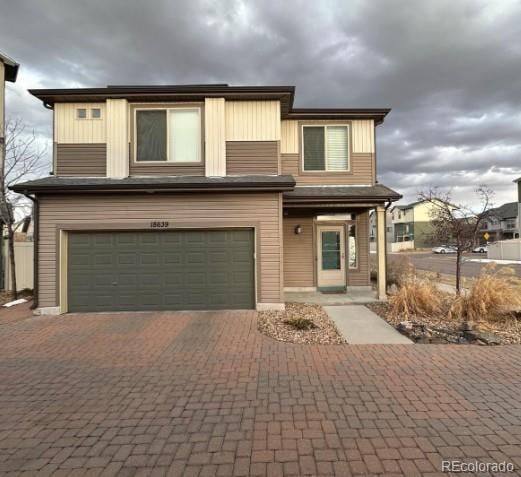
22;192;38;310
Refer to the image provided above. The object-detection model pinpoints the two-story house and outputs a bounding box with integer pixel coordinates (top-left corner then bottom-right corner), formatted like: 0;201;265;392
12;84;400;314
390;199;444;249
480;201;519;242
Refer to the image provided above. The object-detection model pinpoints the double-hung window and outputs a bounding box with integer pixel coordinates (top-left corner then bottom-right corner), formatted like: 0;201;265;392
135;108;201;163
302;125;349;171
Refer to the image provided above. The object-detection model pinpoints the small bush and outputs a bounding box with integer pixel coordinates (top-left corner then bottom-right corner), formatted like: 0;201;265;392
283;317;317;330
389;278;444;319
449;264;521;323
387;256;415;288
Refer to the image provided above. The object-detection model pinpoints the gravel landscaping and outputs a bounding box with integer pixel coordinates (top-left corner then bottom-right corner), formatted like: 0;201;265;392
258;302;347;344
367;302;521;344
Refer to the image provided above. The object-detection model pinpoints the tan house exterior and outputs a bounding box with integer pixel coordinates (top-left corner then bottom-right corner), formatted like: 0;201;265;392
13;84;400;314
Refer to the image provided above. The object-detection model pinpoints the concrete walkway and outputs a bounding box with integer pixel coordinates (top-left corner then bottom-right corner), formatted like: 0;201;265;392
324;305;413;344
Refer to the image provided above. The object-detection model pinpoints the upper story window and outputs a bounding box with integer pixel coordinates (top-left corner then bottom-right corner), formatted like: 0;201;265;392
76;107;102;119
302;125;349;172
135;108;201;163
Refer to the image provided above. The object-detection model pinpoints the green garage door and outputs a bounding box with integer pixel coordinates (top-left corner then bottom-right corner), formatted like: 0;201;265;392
67;229;255;312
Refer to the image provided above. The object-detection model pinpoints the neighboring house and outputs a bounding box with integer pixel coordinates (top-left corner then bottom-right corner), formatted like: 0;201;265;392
480;201;519;242
12;84;400;314
369;208;393;250
1;52;19;291
390;199;444;248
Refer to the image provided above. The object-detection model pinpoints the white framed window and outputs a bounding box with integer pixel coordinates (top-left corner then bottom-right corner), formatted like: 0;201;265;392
76;108;87;119
91;108;101;119
302;124;349;172
134;108;201;163
347;223;357;269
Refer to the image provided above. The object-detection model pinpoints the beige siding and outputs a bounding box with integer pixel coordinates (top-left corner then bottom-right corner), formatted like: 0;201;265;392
54;103;107;143
225;101;281;141
129;162;204;176
281;120;298;154
106;99;128;178
56;144;106;176
281;153;374;185
351;120;375;153
347;210;370;286
283;216;314;287
205;98;226;176
38;193;282;307
226;141;279;175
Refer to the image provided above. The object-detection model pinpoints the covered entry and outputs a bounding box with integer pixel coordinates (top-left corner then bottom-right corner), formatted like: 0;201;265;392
67;229;255;312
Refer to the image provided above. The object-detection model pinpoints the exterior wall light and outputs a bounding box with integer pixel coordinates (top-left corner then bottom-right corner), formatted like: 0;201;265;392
294;225;302;235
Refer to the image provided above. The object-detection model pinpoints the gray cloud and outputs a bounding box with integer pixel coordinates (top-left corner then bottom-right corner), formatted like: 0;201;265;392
1;0;521;206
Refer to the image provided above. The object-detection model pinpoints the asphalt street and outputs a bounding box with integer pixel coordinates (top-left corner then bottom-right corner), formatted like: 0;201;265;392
389;251;521;278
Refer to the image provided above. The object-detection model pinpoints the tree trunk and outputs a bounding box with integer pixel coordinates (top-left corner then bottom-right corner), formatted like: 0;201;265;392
7;222;17;300
455;250;461;295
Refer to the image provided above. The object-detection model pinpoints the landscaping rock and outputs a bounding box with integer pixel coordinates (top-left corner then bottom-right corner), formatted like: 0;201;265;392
258;302;346;345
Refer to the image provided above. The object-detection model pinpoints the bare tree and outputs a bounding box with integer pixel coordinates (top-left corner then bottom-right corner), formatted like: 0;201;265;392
418;186;494;296
0;118;47;299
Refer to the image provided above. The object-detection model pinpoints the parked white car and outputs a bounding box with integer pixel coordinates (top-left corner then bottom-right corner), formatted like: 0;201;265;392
432;245;457;254
472;245;488;253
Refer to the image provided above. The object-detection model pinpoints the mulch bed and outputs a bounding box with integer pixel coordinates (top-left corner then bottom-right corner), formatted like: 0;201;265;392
258;302;347;344
367;302;521;345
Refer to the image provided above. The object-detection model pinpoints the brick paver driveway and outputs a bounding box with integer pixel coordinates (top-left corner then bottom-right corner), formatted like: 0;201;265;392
0;308;520;476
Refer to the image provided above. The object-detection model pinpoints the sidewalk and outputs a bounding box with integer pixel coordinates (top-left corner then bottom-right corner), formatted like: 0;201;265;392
324;305;413;344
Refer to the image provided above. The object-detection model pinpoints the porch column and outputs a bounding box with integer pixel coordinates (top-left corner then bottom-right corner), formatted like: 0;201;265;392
376;205;387;300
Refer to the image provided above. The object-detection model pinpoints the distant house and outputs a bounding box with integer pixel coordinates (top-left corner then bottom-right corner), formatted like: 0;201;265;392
369;208;393;249
390;199;446;249
480;202;519;242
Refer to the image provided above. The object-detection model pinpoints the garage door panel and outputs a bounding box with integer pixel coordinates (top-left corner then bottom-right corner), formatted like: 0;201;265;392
68;229;254;312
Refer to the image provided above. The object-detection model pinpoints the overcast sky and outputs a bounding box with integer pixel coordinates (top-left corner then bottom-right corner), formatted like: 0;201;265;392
2;0;521;207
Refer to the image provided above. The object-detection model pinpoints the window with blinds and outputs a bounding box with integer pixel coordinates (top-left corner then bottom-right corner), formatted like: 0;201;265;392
135;108;201;162
302;125;349;171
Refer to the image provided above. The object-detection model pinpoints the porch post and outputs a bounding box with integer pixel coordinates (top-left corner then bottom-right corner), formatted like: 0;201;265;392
376;205;387;300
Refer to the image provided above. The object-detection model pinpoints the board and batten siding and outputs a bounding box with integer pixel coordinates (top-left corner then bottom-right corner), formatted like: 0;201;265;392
37;193;283;308
225;101;281;141
205;98;226;176
226;141;279;175
54;103;107;143
55;144;107;176
106;99;129;178
283;216;314;287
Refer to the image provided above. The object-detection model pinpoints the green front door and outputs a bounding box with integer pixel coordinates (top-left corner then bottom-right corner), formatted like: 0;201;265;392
67;229;255;312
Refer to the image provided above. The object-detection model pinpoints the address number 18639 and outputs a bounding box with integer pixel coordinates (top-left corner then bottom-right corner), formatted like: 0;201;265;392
150;221;169;228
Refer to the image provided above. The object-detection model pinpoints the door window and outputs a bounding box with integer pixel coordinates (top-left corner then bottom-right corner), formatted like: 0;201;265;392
321;231;341;270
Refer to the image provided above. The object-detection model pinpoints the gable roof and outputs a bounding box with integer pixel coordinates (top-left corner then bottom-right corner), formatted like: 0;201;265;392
488;202;518;220
0;52;19;82
28;84;391;124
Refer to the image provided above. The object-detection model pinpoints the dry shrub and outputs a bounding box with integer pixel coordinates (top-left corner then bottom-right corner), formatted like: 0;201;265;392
449;264;521;323
389;277;444;319
283;317;317;330
387;256;415;288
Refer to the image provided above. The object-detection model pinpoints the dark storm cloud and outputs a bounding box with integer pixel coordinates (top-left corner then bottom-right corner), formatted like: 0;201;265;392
1;0;521;205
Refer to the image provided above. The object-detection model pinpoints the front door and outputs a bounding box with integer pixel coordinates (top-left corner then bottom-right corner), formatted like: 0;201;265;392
317;225;346;289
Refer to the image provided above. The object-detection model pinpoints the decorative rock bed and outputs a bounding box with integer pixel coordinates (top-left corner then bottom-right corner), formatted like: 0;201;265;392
258;302;347;344
367;303;521;344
